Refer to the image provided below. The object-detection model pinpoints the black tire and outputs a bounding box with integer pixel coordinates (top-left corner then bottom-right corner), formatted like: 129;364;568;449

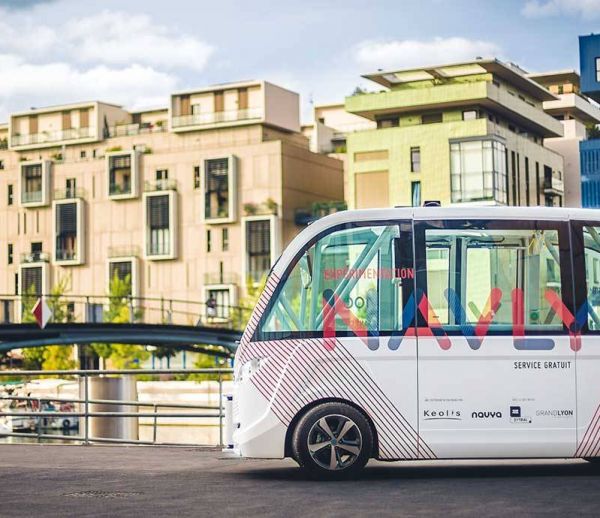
292;402;373;479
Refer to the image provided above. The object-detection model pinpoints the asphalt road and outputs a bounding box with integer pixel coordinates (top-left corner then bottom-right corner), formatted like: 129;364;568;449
1;445;600;517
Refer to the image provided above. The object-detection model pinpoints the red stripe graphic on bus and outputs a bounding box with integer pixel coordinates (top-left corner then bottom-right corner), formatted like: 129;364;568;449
576;403;600;458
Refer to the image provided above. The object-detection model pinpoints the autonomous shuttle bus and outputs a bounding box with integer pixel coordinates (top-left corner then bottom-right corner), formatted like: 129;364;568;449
233;206;600;477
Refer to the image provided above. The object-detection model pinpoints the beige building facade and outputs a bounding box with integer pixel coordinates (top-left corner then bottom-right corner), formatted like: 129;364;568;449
0;81;344;324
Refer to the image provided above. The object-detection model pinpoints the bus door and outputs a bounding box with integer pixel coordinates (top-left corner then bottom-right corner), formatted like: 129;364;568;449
414;218;576;458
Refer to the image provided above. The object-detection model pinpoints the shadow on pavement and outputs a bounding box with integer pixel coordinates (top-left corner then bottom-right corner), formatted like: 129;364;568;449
242;460;600;482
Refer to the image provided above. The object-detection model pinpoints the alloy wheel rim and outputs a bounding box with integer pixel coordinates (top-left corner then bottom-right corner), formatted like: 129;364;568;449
307;414;362;471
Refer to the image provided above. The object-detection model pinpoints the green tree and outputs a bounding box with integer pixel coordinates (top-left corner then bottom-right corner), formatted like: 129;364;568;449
91;273;149;369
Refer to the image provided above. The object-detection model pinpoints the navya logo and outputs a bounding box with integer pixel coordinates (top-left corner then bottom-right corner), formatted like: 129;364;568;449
510;406;532;424
471;410;503;419
423;409;461;421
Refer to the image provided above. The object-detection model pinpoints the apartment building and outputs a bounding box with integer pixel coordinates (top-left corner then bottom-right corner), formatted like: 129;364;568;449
577;34;600;207
344;59;566;209
528;70;600;207
0;81;344;323
302;103;375;200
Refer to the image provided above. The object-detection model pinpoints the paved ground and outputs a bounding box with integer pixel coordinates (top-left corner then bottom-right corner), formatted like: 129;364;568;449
1;445;600;517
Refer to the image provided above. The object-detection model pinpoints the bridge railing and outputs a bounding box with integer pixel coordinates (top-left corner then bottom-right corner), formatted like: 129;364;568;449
0;368;234;447
0;294;253;330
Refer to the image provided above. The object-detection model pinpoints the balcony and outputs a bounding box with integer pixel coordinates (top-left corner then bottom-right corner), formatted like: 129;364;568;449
54;188;86;200
108;122;167;138
204;272;240;285
171;107;262;130
345;80;563;138
544;176;564;194
21;190;43;205
11;127;93;147
20;251;50;264
144;179;178;192
108;245;141;259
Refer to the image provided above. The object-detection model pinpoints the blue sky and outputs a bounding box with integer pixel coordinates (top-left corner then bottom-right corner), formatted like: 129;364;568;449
0;0;598;121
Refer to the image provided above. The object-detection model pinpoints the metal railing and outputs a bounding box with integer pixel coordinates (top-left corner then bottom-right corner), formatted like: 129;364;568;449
0;293;251;329
108;123;167;138
172;108;262;128
0;368;233;447
11;127;93;147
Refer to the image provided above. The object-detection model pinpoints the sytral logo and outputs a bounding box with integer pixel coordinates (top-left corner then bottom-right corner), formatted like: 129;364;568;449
510;405;532;424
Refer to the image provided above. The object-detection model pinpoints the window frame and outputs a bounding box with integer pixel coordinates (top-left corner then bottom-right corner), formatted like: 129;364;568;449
52;198;85;266
569;220;600;334
414;218;573;336
202;155;238;224
253;219;415;342
106;150;139;200
143;190;178;260
107;257;139;299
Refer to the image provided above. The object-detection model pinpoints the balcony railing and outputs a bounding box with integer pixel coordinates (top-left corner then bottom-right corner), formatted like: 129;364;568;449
544;177;564;193
54;188;86;200
172;108;262;128
109;181;133;197
108;123;167;138
108;245;141;258
11;127;93;147
204;272;240;285
21;190;43;205
144;179;177;192
20;251;50;264
55;249;78;262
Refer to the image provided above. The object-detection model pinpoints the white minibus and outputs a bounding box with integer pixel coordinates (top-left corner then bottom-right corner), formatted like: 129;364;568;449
233;206;600;478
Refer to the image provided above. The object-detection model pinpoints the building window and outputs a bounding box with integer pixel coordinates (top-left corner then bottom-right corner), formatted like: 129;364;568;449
596;57;600;82
80;150;86;159
411;181;421;207
450;140;507;204
205;157;236;221
145;192;176;259
7;244;13;265
194;166;201;189
54;200;82;264
207;229;212;252
422;112;443;124
207;288;231;320
246;219;271;283
66;178;77;199
377;117;399;128
107;152;137;199
21;162;46;206
222;228;229;251
20;265;44;298
525;157;530;206
0;160;4;170
536;162;541;205
410;147;421;173
156;169;168;180
7;184;13;206
462;110;478;121
109;260;134;297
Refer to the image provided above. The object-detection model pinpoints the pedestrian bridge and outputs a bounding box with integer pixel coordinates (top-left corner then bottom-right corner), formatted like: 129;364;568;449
0;294;249;357
0;323;242;357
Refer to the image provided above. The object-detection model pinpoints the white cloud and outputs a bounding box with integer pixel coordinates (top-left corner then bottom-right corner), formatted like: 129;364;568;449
522;0;600;17
0;54;178;119
353;37;502;71
0;8;215;120
64;11;214;71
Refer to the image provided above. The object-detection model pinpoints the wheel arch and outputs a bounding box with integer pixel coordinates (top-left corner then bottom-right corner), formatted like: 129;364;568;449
284;398;379;458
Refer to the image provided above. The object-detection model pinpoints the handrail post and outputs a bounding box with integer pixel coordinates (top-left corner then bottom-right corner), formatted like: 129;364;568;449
37;397;42;443
84;374;89;445
128;296;134;323
153;404;158;444
218;371;223;447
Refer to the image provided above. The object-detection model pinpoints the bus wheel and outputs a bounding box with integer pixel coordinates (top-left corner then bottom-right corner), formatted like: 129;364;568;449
292;402;373;479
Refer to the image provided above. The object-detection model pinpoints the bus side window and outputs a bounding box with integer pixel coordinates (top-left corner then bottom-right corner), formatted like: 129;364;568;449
258;224;403;339
582;226;600;330
424;225;563;332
